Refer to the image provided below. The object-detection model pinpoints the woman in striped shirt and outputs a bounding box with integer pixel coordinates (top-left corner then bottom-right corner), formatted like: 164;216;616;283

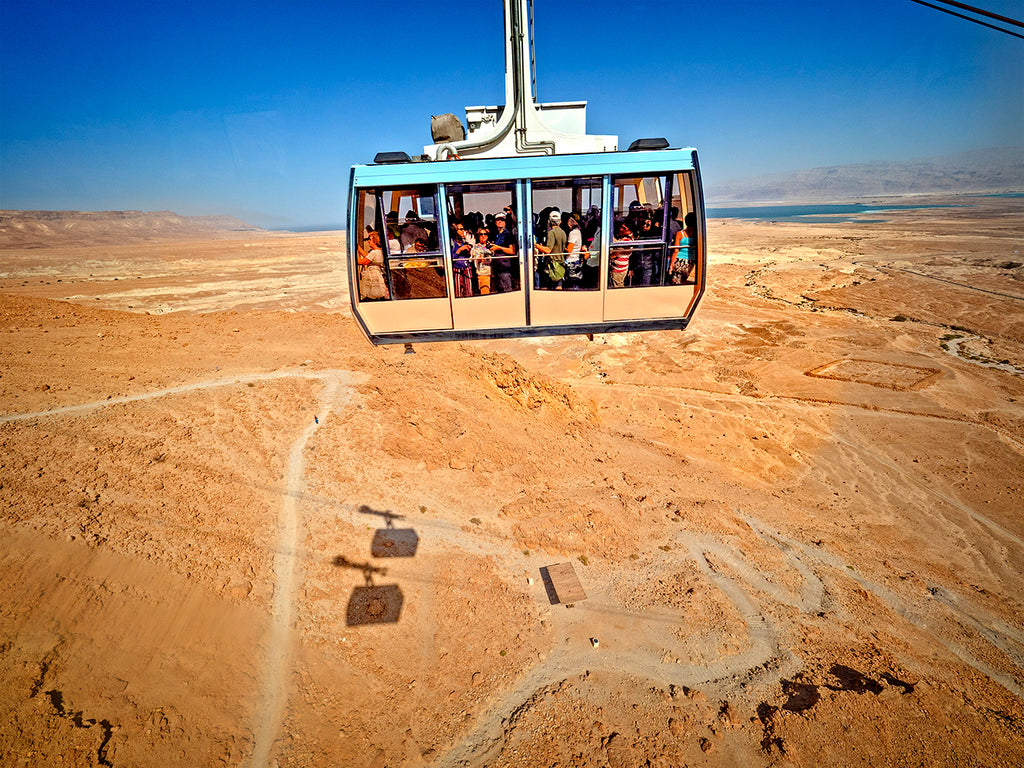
609;223;633;288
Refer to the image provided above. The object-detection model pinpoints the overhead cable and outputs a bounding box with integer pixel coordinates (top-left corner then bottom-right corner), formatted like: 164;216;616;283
906;0;1024;39
927;0;1024;27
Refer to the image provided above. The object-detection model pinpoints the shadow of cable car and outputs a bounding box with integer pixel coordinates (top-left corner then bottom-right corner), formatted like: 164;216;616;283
371;528;419;557
359;504;420;558
333;555;405;626
346;584;404;625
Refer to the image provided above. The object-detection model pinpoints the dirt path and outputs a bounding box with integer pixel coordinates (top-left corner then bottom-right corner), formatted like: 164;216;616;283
249;371;359;768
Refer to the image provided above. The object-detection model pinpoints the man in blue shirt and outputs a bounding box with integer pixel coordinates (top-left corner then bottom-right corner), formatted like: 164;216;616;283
490;212;517;293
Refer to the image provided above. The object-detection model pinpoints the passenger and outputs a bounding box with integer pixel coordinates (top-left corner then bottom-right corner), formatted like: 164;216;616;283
583;205;601;247
626;200;645;235
667;206;683;247
491;211;517;293
534;208;567;289
502;204;518;236
456;217;475;245
356;231;389;300
645;203;663;240
609;223;633;288
531;207;549;288
684;211;698;277
451;223;473;297
668;207;688;284
400;211;428;252
668;240;689;284
656;206;676;285
564;214;584;290
534;206;554;244
471;228;493;294
404;237;430;254
638;212;655;240
633;214;656;286
381;212;400;255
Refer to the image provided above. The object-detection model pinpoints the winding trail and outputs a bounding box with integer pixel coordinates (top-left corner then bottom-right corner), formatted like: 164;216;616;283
248;371;357;768
0;367;364;768
434;506;1023;767
0;368;347;424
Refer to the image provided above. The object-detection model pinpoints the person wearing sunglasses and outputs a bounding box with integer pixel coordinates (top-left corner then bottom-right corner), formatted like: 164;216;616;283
451;223;473;297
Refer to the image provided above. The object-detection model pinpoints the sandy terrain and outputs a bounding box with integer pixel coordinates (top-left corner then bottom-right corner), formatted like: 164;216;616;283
1;196;1022;767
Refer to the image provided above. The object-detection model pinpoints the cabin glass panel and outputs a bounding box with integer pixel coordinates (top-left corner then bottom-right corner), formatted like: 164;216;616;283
609;174;677;288
380;186;447;300
446;182;521;297
669;171;701;287
354;188;391;302
530;177;603;291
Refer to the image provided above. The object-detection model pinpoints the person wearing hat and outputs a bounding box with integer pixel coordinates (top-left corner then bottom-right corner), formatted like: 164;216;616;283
490;211;517;293
534;208;567;289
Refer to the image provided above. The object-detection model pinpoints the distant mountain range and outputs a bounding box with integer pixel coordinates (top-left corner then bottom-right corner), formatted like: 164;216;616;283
707;147;1024;203
0;210;263;248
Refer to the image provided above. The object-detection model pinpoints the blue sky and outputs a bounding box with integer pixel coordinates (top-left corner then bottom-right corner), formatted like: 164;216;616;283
1;0;1021;228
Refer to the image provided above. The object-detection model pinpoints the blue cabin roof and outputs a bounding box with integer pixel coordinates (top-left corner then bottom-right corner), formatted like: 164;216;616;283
351;148;699;187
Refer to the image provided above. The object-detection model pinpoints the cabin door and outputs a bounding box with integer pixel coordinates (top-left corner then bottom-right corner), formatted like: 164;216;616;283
351;186;454;335
602;172;702;322
525;177;605;328
443;181;527;332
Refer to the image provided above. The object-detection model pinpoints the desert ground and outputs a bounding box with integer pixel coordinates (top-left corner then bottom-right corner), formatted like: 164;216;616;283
1;196;1022;767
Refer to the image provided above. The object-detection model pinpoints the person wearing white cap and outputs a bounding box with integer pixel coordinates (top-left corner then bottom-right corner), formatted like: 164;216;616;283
534;208;567;289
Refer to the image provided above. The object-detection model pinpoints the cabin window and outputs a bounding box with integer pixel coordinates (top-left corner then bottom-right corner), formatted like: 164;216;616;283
669;171;700;286
354;188;391;302
446;182;521;297
380;187;447;300
530;177;603;291
609;174;677;288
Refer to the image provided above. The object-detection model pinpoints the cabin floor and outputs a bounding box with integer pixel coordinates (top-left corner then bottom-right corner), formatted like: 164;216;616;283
1;196;1022;767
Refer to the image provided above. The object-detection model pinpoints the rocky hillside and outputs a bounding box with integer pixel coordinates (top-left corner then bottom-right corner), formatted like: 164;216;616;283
708;146;1024;203
0;209;263;248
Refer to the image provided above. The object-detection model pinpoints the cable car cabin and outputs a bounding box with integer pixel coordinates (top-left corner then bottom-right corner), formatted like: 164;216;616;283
347;147;705;345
